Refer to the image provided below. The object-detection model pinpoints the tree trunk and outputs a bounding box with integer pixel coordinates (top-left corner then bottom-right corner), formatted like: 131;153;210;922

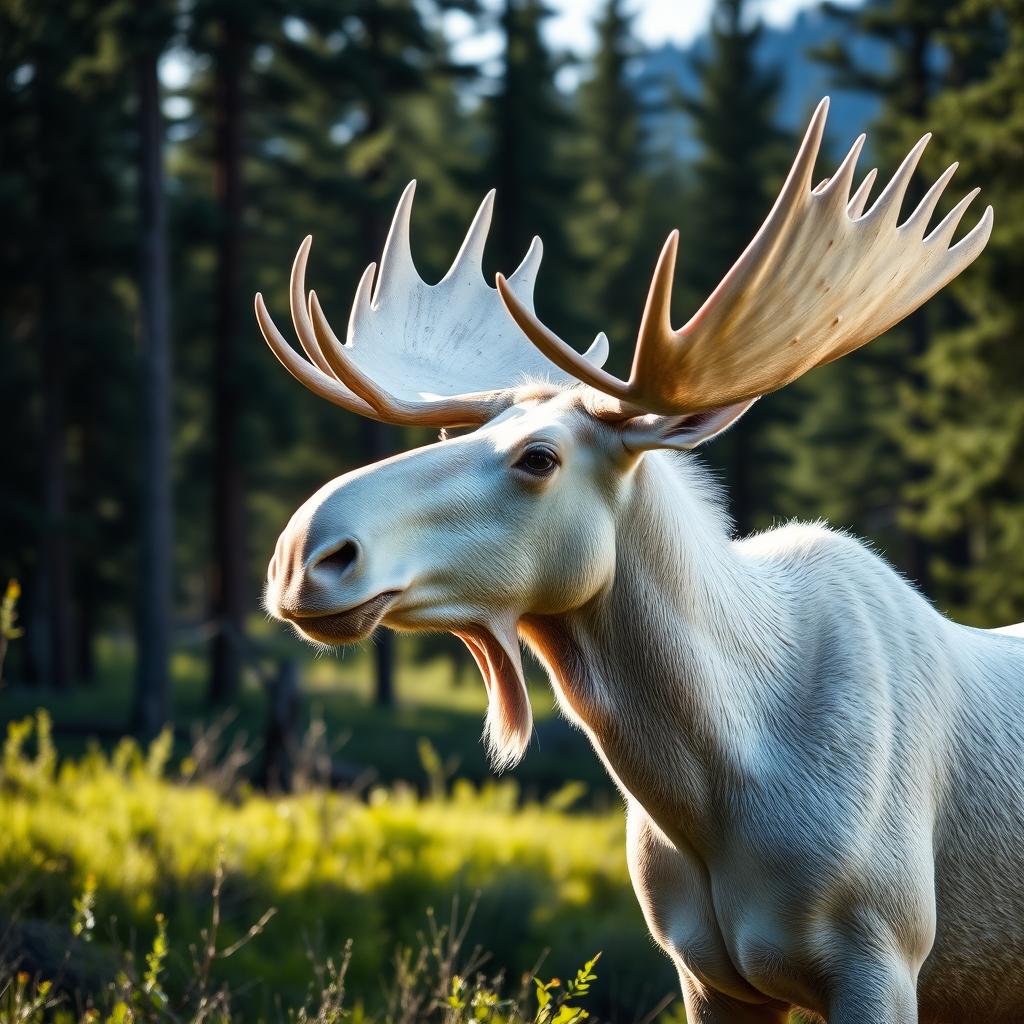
261;658;301;792
357;8;397;709
134;33;173;738
75;571;96;685
209;13;247;706
38;153;74;690
493;0;524;271
39;328;74;691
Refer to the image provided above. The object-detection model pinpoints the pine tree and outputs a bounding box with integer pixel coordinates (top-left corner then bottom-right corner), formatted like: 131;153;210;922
0;0;137;689
479;0;576;324
681;0;786;534
179;0;475;706
809;0;1002;601
573;0;649;366
132;0;175;736
210;0;249;705
894;2;1021;624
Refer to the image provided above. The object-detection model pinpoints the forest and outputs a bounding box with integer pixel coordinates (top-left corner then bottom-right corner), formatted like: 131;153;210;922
1;0;1022;1020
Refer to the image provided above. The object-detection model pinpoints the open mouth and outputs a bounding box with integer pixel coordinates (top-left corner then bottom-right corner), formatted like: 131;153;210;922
283;591;401;644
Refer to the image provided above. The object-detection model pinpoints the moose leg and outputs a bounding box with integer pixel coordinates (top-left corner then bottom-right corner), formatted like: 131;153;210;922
679;971;790;1024
626;802;788;1020
825;960;918;1024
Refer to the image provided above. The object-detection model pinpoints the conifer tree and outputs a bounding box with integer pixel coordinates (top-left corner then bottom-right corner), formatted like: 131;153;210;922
132;0;175;735
574;0;649;365
893;2;1020;624
682;0;785;533
479;0;576;324
809;0;1001;600
181;0;475;706
0;0;136;689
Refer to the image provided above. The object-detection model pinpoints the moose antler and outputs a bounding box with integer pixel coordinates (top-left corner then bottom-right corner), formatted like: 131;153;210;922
496;97;993;415
255;182;609;428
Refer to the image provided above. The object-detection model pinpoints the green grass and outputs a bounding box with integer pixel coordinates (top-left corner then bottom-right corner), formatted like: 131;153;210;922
0;628;614;801
0;713;677;1023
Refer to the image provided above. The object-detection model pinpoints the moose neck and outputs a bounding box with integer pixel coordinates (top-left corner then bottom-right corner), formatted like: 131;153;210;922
521;451;795;849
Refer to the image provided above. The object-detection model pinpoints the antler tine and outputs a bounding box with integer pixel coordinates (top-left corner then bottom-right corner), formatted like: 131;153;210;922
290;235;335;377
495;238;612;371
926;188;984;250
346;260;378;349
819;133;866;208
848;168;878;219
442;189;495;283
761;96;830;228
373;179;419;308
496;273;630;396
948;204;994;262
497;97;992;417
288;236;388;416
903;162;959;237
863;133;931;227
505;235;543;303
253;291;378;418
310;289;395;413
631;229;680;388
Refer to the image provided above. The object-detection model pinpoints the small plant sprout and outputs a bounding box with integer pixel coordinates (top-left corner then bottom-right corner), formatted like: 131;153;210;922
0;578;24;686
71;872;97;941
534;953;601;1024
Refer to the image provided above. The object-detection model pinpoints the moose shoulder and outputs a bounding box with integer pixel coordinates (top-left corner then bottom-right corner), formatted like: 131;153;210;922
256;98;1024;1023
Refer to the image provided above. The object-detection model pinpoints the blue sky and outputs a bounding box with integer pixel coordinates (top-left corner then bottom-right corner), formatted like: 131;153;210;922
159;1;858;93
444;0;858;66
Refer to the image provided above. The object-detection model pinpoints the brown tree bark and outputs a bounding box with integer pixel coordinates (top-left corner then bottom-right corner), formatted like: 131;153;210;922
36;50;74;691
39;279;74;690
208;11;248;705
134;25;173;737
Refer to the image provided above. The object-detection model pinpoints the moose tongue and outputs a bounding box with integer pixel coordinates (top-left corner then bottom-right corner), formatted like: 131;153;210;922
453;614;533;769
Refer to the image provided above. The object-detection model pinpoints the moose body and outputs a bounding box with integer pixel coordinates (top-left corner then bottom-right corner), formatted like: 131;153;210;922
525;443;1024;1023
257;100;1022;1020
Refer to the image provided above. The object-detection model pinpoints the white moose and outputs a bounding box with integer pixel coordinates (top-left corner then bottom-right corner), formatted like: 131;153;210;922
257;99;1024;1023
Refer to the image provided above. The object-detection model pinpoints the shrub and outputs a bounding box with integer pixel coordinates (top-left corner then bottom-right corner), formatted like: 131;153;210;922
0;715;677;1021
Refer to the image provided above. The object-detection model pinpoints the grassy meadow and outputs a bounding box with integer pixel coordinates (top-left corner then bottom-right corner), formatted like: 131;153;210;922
0;635;614;801
0;643;681;1024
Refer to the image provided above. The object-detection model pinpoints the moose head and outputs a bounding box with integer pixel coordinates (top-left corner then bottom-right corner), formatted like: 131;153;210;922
257;98;991;770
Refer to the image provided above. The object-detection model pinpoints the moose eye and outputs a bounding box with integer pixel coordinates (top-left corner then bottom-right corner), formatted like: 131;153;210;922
515;445;559;477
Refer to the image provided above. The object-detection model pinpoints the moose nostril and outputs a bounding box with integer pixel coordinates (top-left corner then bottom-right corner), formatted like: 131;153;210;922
315;539;360;577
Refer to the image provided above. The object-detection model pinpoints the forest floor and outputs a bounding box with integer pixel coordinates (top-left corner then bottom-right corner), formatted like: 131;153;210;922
0;627;614;803
0;711;670;1023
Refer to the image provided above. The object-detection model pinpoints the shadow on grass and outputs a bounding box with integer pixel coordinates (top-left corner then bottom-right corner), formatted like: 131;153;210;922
0;629;617;804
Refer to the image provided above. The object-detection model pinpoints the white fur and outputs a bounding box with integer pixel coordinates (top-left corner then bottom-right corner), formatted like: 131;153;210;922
536;449;1024;1023
267;390;1024;1023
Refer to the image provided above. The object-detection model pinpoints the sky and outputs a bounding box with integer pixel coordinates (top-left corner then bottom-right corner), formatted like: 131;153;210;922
559;0;839;46
160;0;858;93
444;0;856;68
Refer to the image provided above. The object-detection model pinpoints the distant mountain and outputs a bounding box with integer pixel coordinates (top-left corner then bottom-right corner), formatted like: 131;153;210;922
632;8;886;164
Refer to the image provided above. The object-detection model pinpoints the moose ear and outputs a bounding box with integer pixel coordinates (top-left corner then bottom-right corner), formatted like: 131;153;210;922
620;398;757;454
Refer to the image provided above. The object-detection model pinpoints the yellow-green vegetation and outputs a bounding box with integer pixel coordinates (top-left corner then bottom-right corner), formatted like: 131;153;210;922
0;714;677;1022
0;637;614;799
0;580;22;687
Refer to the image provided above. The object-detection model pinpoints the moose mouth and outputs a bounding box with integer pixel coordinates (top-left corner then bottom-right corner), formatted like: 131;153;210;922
283;591;402;645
